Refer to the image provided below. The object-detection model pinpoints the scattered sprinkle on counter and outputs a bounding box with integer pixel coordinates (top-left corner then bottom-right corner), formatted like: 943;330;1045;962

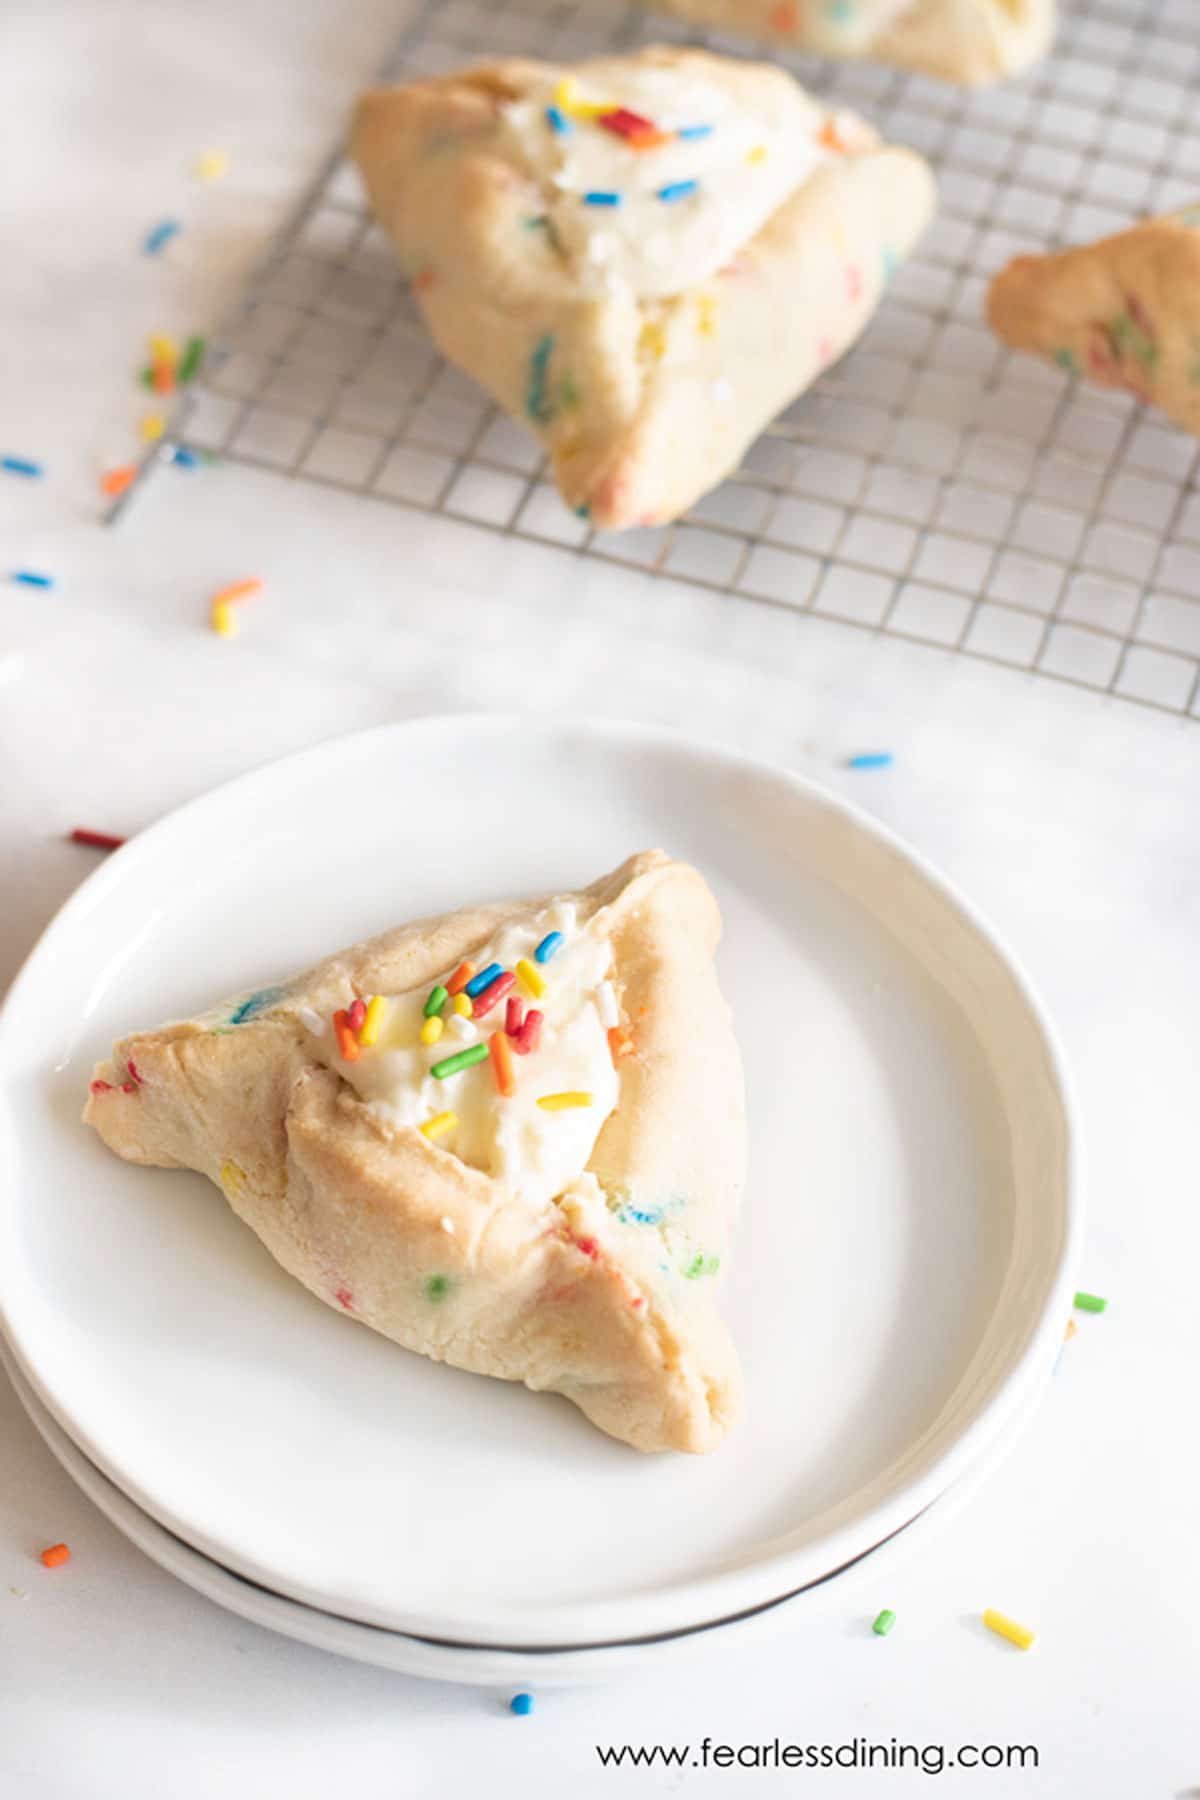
101;465;137;499
12;570;54;589
40;1544;70;1569
872;1608;896;1636
846;751;893;770
178;335;206;382
70;828;126;851
143;219;181;256
140;413;166;442
169;445;201;469
510;1693;534;1716
2;455;43;478
210;578;262;638
194;149;230;182
982;1609;1036;1652
1074;1291;1107;1313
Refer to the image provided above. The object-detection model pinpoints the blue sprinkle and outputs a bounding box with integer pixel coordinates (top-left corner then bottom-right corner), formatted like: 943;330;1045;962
229;986;284;1025
169;446;201;469
143;219;181;256
617;1203;665;1227
545;105;571;135
510;1693;534;1716
534;931;563;965
464;962;503;998
582;190;621;207
11;570;54;589
845;752;893;770
2;455;43;478
657;179;698;203
676;124;714;140
826;0;855;17
573;503;589;519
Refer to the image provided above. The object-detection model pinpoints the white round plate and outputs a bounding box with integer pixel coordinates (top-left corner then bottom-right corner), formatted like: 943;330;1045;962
4;1335;1000;1685
0;715;1080;1651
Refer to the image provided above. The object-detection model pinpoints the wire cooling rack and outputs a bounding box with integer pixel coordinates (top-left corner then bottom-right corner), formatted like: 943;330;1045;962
136;0;1200;716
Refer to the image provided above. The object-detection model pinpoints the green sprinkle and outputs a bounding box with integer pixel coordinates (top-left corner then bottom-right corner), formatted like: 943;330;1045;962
872;1608;896;1636
526;332;555;424
430;1044;489;1079
1053;347;1078;375
683;1252;720;1280
424;1274;452;1303
424;984;449;1019
139;366;155;389
558;371;580;410
523;214;549;230
178;335;206;382
1074;1290;1107;1313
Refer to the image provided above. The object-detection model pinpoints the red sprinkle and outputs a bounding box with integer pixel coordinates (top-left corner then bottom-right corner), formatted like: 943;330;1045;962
70;828;126;851
40;1544;71;1568
347;997;367;1033
126;1060;143;1085
120;1081;138;1094
576;1236;600;1261
505;995;524;1037
512;1009;543;1055
599;107;655;139
471;970;515;1019
89;1079;113;1095
334;1286;354;1311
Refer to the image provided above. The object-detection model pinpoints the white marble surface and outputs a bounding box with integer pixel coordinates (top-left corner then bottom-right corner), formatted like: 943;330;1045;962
2;3;1199;1795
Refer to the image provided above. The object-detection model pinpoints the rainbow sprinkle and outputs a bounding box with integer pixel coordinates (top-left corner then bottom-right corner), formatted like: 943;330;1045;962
143;220;181;255
465;962;502;998
534;932;563;964
982;1609;1036;1652
545;105;571;134
678;123;714;140
537;1091;593;1111
178;336;206;383
2;455;43;478
583;191;622;207
516;958;546;999
657;179;699;203
358;995;387;1047
420;1016;445;1047
420;1111;457;1140
12;571;54;589
431;1044;489;1079
424;984;449;1019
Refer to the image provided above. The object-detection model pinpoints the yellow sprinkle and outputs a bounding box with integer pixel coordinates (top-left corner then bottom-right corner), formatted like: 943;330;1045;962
747;145;768;165
639;320;668;361
516;958;546;998
553;75;610;118
420;1110;457;1140
697;294;718;337
211;599;237;638
140;413;166;442
982;1609;1036;1651
219;1160;245;1190
537;1091;593;1111
420;1015;444;1046
452;992;473;1016
358;995;387;1047
194;149;230;182
149;333;178;366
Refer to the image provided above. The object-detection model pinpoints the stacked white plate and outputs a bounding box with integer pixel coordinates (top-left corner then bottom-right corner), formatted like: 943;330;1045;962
0;718;1080;1683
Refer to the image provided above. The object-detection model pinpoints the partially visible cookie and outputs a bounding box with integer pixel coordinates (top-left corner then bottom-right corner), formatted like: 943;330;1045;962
622;0;1055;87
351;47;934;531
987;207;1200;436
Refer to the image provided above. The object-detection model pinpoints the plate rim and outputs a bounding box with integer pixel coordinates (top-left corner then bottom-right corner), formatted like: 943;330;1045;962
0;711;1084;1648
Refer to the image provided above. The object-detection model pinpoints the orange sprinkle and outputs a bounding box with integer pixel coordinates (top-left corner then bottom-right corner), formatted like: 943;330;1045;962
819;119;847;152
412;269;435;292
489;1029;515;1098
608;1026;634;1066
40;1543;70;1568
770;0;798;29
1065;1317;1079;1342
446;961;476;997
100;464;137;498
333;1009;360;1063
630;127;672;151
151;361;175;395
211;578;263;607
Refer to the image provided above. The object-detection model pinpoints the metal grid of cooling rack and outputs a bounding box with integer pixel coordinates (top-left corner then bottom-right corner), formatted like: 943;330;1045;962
145;0;1200;716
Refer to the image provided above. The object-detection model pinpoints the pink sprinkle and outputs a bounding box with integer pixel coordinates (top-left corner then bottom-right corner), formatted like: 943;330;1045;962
89;1079;113;1095
347;998;366;1032
334;1286;354;1310
126;1060;143;1085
